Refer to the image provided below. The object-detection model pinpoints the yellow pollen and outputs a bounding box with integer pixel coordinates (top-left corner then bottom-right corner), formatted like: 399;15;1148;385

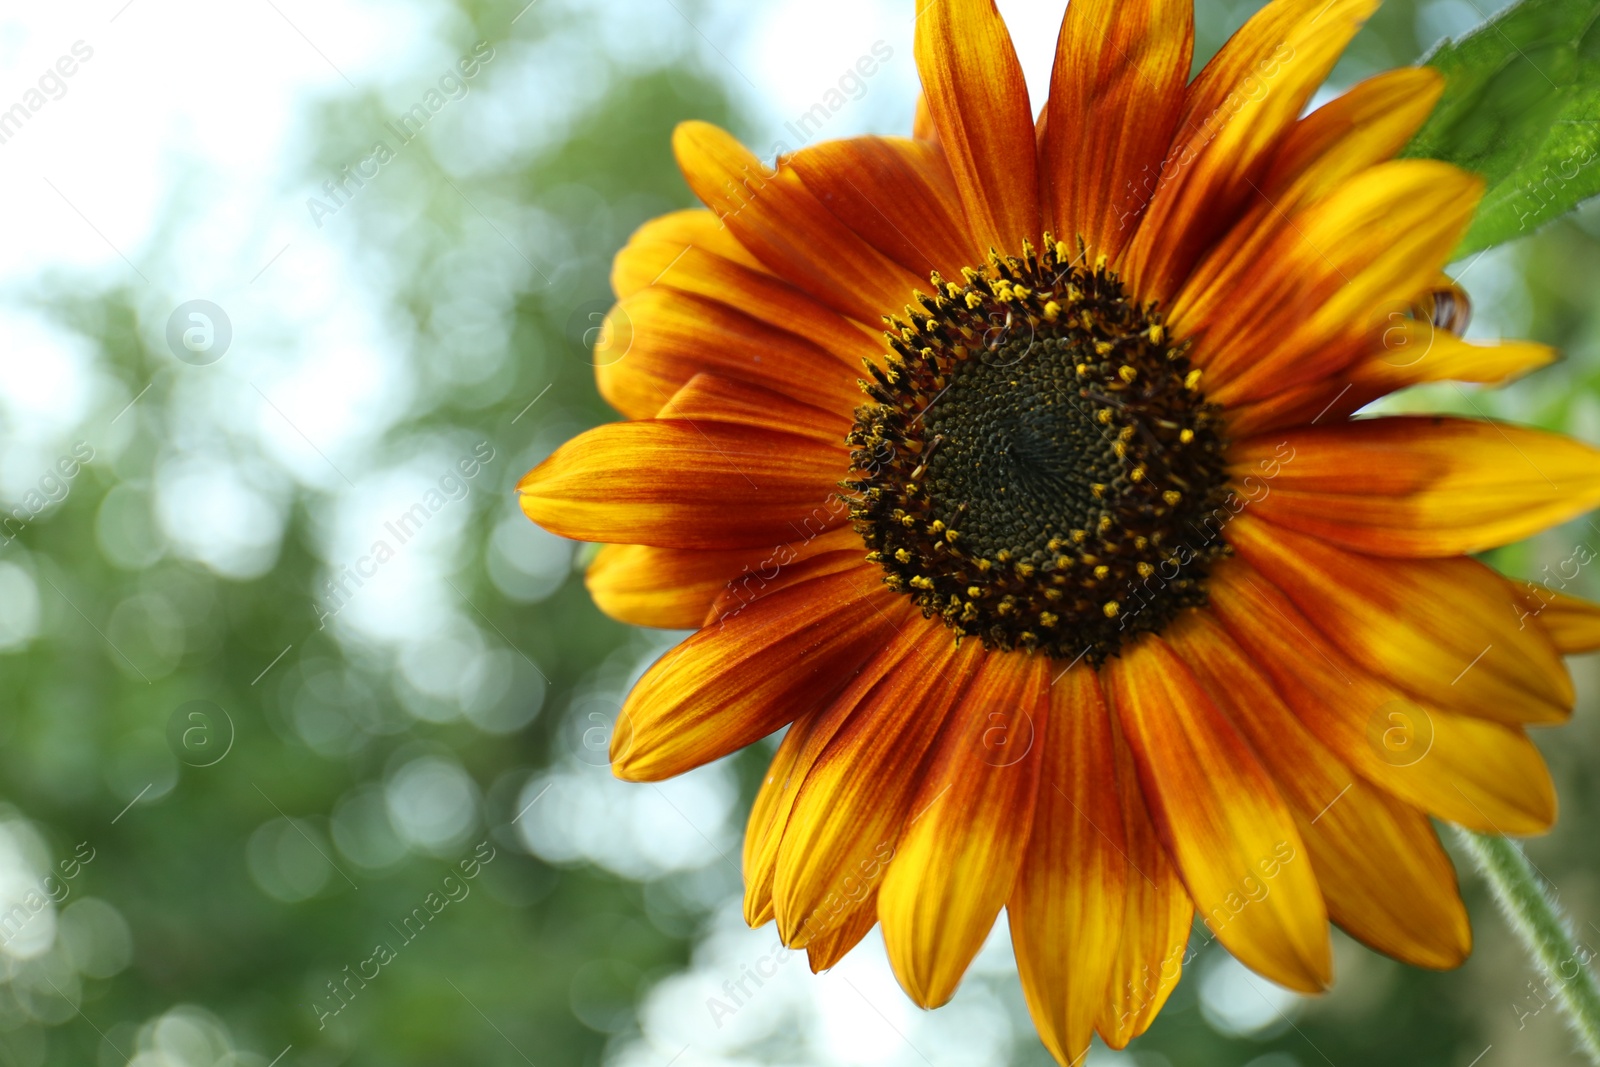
1102;600;1120;618
1162;490;1183;505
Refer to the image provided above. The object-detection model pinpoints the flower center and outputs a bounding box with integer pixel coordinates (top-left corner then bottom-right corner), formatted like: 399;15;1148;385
846;240;1233;664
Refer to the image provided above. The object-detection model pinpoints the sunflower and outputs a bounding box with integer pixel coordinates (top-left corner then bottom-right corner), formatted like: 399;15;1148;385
518;0;1600;1060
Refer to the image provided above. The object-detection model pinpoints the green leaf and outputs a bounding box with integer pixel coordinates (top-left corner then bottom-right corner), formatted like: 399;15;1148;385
1402;0;1600;258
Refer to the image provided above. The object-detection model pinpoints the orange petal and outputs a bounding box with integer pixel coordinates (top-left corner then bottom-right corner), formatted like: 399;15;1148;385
1232;417;1600;557
806;891;879;972
913;93;938;143
1009;665;1127;1066
587;526;861;632
1104;634;1331;994
702;528;868;625
745;715;823;926
1208;559;1556;834
1175;161;1481;406
657;373;851;446
614;562;916;781
744;616;941;927
773;627;976;947
1227;513;1571;725
913;0;1039;254
1041;0;1192;260
1516;582;1600;655
1225;330;1557;438
674;121;922;324
586;544;735;630
1096;712;1193;1049
619;238;884;374
1340;331;1556;402
1121;0;1378;302
1170;611;1471;970
611;208;765;299
1262;66;1445;205
519;419;846;550
788;136;979;280
596;286;864;420
878;650;1048;1007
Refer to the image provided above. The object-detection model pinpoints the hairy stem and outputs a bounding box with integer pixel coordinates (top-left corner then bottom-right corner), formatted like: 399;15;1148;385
1454;826;1600;1063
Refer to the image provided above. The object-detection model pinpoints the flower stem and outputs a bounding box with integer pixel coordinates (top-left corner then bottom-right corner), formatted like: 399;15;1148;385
1454;826;1600;1063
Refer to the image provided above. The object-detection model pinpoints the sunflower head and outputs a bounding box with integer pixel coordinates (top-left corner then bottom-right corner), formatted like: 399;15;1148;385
849;239;1232;662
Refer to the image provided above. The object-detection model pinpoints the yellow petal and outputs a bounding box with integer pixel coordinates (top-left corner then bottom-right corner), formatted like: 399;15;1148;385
1095;714;1193;1048
878;651;1048;1007
1122;0;1378;301
1171;611;1471;970
1105;634;1332;994
1009;664;1127;1066
772;625;975;947
1516;582;1600;654
1227;513;1571;724
1232;417;1600;557
1209;559;1556;834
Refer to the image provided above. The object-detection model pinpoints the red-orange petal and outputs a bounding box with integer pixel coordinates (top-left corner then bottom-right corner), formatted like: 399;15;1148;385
913;0;1039;255
1041;0;1192;260
519;419;846;550
611;208;765;299
656;373;851;446
788;136;979;281
674;121;921;324
614;562;915;782
596;286;865;420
